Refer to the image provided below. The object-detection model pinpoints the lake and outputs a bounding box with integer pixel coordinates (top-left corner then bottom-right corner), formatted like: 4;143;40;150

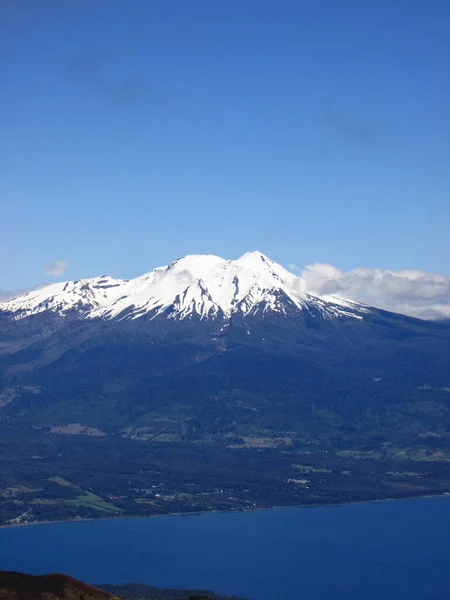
1;497;449;600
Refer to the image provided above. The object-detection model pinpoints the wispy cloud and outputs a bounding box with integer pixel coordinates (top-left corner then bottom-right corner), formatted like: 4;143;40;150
64;48;118;82
427;17;450;32
45;261;68;276
323;102;379;145
62;46;166;110
1;261;68;302
299;263;450;320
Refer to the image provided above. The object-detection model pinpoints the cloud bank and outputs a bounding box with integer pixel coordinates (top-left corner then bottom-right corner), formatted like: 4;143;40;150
300;263;450;320
45;261;68;276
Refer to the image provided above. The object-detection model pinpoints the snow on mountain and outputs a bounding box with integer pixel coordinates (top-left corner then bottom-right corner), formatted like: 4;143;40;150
0;252;369;321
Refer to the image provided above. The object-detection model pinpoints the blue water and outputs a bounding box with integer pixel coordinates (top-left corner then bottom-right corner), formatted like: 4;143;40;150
1;497;449;600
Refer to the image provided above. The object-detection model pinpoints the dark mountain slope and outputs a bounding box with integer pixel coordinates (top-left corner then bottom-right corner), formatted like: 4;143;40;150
0;570;118;600
0;305;448;449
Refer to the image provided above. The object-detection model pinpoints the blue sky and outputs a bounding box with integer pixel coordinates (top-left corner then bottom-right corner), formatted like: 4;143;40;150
1;0;449;291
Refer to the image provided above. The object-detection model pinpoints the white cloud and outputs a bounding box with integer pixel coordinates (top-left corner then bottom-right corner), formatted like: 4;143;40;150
299;263;450;320
0;260;67;302
45;261;68;276
287;263;299;271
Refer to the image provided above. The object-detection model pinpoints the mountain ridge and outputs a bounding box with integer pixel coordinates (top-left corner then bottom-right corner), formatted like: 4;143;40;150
0;252;368;323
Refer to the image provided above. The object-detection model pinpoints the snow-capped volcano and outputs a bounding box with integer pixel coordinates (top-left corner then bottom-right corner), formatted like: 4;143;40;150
0;251;368;322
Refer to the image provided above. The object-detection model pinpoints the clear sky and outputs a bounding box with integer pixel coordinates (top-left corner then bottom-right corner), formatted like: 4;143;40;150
1;0;449;291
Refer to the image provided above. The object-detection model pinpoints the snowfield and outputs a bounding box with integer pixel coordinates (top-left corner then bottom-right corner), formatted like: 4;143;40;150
0;251;369;321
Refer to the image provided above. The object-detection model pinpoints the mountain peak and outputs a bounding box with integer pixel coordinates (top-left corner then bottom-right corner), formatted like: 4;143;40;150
167;254;226;272
237;250;269;261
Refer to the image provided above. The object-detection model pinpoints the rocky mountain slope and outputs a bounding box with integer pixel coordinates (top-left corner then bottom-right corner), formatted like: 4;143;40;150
0;251;449;447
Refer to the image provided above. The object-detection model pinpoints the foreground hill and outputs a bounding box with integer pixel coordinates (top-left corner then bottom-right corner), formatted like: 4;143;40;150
0;570;118;600
0;571;244;600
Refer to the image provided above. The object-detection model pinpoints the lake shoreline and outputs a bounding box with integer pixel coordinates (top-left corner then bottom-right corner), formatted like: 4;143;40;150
1;491;448;531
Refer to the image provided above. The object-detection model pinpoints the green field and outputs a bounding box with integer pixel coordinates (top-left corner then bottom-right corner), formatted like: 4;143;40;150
67;492;121;513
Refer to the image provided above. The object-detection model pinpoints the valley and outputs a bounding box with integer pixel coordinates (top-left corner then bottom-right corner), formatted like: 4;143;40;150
1;424;449;527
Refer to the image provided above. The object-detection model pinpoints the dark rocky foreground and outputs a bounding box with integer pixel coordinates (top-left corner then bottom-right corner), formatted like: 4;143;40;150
0;571;246;600
0;570;116;600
